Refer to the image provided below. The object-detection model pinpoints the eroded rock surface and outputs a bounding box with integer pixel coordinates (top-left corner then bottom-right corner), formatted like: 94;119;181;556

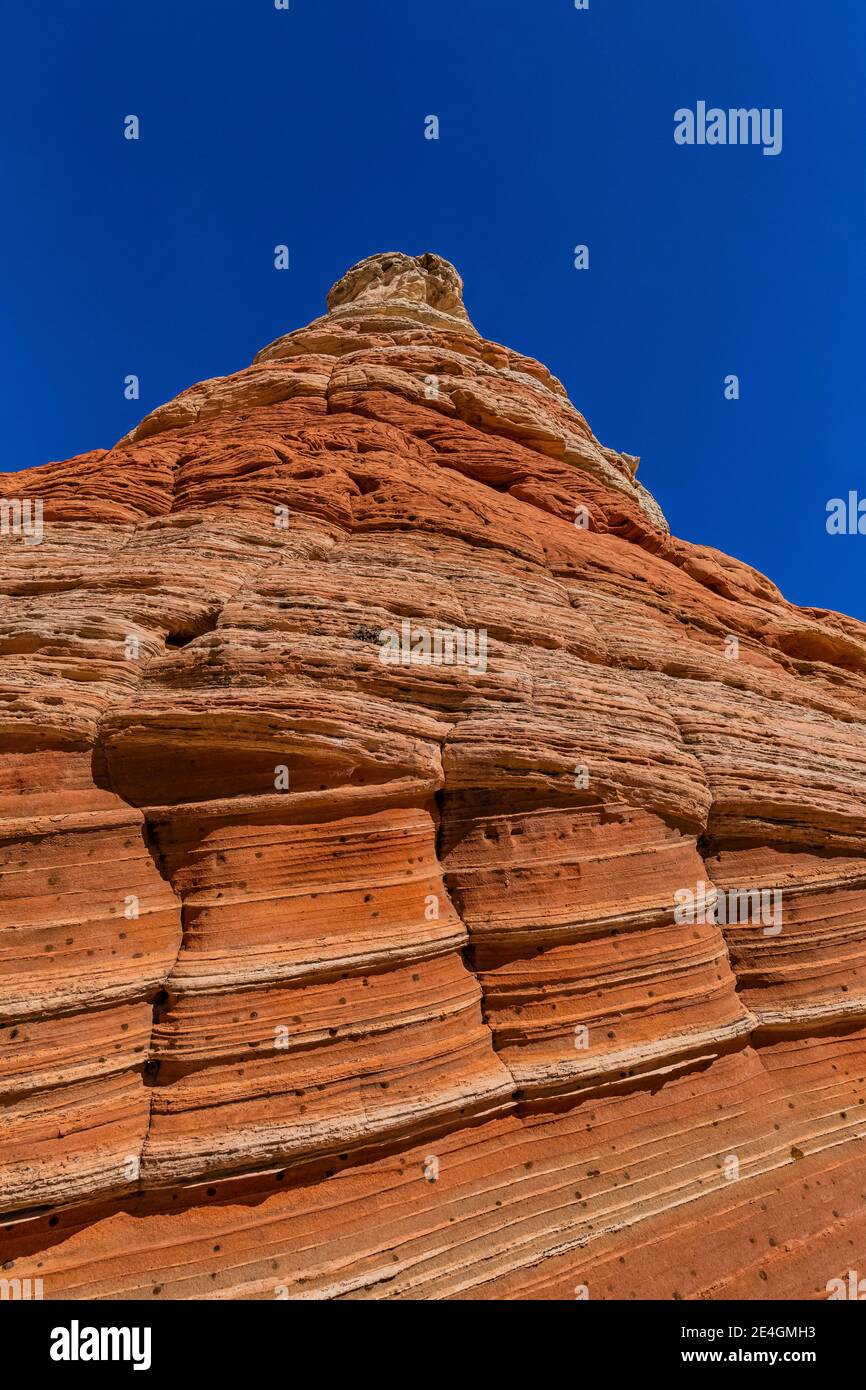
2;252;866;1300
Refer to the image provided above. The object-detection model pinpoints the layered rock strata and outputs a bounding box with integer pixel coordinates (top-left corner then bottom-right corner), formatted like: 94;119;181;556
2;252;865;1300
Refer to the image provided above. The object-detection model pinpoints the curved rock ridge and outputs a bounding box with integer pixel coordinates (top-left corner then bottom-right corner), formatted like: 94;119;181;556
2;252;866;1301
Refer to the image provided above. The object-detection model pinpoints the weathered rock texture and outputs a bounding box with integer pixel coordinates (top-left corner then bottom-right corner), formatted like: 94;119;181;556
2;251;866;1300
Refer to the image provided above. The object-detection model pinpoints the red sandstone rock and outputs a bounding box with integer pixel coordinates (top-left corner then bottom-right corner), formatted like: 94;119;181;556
2;251;866;1301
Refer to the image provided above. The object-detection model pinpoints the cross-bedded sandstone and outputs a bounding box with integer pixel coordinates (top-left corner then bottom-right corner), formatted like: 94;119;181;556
2;252;865;1300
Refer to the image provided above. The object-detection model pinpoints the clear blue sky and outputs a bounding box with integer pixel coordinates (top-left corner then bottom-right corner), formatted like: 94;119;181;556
2;0;864;619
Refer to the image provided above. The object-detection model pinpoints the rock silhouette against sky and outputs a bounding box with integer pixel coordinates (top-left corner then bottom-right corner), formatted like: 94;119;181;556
3;254;866;1299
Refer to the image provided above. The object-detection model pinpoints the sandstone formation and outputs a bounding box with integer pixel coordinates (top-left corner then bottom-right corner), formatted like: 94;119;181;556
2;251;866;1300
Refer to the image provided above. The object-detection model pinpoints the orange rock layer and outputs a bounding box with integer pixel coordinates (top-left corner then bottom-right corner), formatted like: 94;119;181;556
2;252;865;1300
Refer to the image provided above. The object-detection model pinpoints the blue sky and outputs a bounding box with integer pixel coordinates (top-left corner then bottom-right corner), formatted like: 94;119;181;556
2;0;864;618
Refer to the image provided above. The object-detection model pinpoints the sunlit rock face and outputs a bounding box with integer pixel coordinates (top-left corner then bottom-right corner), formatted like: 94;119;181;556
3;253;866;1300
